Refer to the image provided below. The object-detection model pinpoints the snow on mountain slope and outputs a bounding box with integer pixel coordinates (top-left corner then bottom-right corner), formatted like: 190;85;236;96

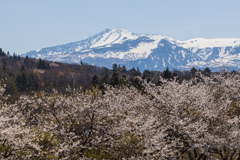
78;36;164;61
90;28;139;47
23;28;240;71
80;28;167;61
179;38;240;49
179;52;240;71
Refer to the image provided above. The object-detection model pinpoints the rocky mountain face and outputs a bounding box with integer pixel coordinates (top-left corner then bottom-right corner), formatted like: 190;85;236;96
23;28;240;71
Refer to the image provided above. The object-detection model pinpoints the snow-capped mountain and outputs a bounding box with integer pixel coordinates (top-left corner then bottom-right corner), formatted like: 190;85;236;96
23;28;240;71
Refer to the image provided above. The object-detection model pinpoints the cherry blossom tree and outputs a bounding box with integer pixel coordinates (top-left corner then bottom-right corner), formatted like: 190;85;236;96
0;71;240;159
141;71;240;159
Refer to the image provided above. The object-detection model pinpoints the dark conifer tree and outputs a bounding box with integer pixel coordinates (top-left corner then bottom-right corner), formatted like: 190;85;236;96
130;67;141;76
101;74;109;84
13;53;17;61
112;63;118;72
111;72;119;86
163;67;172;79
1;58;7;72
16;71;28;91
0;48;6;57
24;56;30;68
7;51;10;57
0;48;3;56
143;70;151;78
121;65;127;72
172;71;178;78
21;65;25;72
27;73;35;91
91;75;99;86
36;59;50;70
190;67;197;76
203;67;211;74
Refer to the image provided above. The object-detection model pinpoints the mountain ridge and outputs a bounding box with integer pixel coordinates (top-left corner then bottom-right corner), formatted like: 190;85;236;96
23;28;240;71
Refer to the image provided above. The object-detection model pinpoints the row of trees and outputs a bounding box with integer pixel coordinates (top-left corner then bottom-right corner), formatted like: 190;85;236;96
1;70;240;159
0;48;215;95
0;48;20;60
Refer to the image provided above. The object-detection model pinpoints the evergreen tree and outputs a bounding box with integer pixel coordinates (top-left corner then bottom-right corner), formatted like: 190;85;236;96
13;53;17;61
172;71;178;78
24;56;30;68
137;67;141;76
190;67;197;76
137;67;140;73
143;70;150;78
111;72;119;86
0;48;3;56
91;75;99;87
7;51;10;57
36;59;50;70
203;67;211;74
1;58;7;72
27;73;35;91
101;74;109;84
99;74;108;94
117;65;122;72
163;67;172;79
21;65;25;72
121;65;127;72
112;63;118;72
16;71;28;91
130;67;141;76
0;48;6;57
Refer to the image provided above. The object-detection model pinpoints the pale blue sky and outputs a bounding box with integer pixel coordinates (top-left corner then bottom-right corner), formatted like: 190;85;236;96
1;0;240;54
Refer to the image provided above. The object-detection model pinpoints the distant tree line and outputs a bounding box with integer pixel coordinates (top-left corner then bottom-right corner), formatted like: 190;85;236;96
0;47;238;102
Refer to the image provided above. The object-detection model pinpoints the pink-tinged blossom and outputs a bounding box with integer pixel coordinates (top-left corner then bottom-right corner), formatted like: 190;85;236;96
0;71;240;159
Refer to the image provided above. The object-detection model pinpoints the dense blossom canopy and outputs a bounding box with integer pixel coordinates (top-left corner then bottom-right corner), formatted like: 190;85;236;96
0;71;240;159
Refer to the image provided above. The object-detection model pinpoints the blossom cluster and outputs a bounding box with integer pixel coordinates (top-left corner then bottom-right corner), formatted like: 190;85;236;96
0;71;240;159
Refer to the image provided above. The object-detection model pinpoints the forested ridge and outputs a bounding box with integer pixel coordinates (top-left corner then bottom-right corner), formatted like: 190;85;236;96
0;48;216;99
1;48;240;159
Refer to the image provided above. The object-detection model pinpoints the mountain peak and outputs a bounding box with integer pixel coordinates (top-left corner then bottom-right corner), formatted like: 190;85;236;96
23;28;240;72
99;28;128;33
111;28;134;34
113;27;124;31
